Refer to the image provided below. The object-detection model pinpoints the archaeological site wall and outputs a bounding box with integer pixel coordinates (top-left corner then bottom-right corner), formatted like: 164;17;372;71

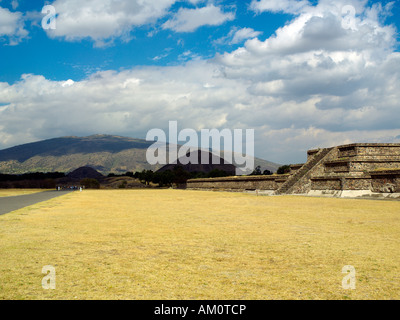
186;143;400;198
187;175;289;193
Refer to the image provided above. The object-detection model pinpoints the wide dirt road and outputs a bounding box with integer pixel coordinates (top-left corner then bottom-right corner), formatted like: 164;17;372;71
0;190;72;216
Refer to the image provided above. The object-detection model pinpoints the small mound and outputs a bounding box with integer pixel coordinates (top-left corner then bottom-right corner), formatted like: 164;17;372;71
102;177;147;189
157;150;236;175
67;166;104;180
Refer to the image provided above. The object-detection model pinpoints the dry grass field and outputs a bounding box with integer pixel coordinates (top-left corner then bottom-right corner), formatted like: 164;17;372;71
0;189;399;300
0;189;45;197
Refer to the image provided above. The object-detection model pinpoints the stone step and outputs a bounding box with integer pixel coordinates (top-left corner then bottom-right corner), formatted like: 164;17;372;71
275;148;332;195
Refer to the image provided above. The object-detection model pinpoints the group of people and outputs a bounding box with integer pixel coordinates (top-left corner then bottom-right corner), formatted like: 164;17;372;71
56;186;83;191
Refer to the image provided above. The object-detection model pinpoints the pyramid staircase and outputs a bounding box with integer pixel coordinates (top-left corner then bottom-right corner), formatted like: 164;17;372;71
275;148;332;195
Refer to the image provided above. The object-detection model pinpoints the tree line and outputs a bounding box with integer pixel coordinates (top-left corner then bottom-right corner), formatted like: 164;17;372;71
109;164;291;188
109;166;234;188
0;164;292;189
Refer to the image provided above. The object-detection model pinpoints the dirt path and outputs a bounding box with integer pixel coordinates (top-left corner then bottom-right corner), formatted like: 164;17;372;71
0;191;72;216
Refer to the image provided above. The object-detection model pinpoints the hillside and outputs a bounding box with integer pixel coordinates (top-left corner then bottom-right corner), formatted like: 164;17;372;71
157;150;237;175
0;135;280;175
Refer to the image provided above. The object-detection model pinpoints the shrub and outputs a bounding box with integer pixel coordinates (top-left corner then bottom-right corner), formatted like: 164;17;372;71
277;165;291;175
80;178;100;189
118;180;127;189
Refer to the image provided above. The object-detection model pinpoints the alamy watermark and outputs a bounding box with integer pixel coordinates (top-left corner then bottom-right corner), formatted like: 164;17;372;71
42;5;57;30
146;121;255;175
341;5;357;30
342;265;356;290
42;265;56;290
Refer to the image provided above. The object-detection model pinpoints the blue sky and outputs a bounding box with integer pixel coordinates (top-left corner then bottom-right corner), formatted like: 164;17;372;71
0;0;400;164
0;1;298;83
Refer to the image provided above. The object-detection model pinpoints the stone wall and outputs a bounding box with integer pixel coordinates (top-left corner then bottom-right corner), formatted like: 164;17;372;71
288;147;338;194
338;144;400;157
187;175;288;191
349;161;400;172
311;177;372;191
289;164;303;174
324;161;349;173
370;170;400;193
186;143;400;196
342;177;372;190
307;149;319;160
311;178;342;190
325;160;400;173
356;145;400;157
311;144;400;195
338;145;357;158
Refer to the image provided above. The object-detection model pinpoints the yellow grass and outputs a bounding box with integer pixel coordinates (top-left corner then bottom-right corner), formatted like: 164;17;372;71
0;189;46;197
0;190;399;300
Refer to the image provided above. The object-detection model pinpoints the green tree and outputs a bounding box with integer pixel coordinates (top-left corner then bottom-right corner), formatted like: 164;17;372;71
80;178;100;189
172;166;191;185
190;171;207;179
138;170;154;185
277;165;291;175
207;169;231;178
153;170;174;187
118;180;127;188
250;166;262;176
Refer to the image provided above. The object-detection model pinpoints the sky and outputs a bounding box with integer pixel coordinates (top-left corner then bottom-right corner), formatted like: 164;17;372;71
0;0;399;164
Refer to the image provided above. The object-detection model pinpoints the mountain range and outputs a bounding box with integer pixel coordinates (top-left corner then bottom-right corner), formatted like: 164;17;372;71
0;134;280;175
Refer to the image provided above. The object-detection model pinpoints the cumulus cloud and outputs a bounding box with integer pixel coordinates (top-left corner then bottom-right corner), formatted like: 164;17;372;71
250;0;311;14
215;27;262;45
230;27;262;44
0;64;240;148
162;4;235;32
44;0;234;45
1;0;400;164
45;0;177;45
0;6;28;44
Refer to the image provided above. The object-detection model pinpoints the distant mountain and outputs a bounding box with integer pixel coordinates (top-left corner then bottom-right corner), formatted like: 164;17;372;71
0;134;281;175
66;166;105;180
157;150;237;175
0;134;152;162
0;135;154;174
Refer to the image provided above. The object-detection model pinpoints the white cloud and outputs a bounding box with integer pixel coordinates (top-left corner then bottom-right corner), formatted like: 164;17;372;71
230;27;262;44
186;0;206;5
0;65;243;148
0;6;28;44
1;0;399;164
250;0;310;14
61;79;74;87
45;0;177;45
45;1;235;45
162;4;235;32
214;27;262;46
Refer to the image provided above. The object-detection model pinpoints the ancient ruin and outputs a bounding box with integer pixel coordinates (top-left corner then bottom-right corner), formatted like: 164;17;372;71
186;143;400;199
